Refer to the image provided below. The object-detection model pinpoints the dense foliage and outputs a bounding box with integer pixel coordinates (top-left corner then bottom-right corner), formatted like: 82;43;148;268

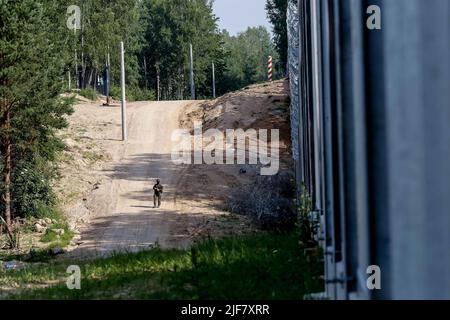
68;0;146;98
266;0;290;73
141;0;226;100
1;0;74;231
219;27;278;94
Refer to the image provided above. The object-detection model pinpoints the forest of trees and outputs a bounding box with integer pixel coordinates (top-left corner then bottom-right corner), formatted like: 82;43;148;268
266;0;289;73
69;0;279;100
220;27;278;93
0;0;286;245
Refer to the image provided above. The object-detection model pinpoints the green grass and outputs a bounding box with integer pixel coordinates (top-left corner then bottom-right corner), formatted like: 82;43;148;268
1;232;323;300
41;223;74;249
38;207;75;251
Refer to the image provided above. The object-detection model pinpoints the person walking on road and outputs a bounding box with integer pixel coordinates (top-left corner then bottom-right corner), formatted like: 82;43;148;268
153;179;164;208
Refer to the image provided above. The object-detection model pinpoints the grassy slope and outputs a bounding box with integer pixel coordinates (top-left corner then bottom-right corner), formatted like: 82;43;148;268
1;232;323;300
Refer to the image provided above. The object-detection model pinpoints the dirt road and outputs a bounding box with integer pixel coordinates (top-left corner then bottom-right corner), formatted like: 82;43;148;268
61;81;289;258
67;101;202;257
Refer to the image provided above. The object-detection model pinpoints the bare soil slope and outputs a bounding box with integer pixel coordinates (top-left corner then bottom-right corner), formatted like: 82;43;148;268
178;79;292;206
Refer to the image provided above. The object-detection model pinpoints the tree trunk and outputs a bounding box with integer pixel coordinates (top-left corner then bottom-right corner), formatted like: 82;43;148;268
0;109;12;238
87;68;94;89
0;52;12;237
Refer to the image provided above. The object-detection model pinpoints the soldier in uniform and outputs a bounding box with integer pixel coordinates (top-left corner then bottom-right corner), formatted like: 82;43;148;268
153;179;164;208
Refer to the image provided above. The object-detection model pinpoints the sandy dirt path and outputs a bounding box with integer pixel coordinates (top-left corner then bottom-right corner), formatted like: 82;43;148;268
63;81;289;258
68;101;192;257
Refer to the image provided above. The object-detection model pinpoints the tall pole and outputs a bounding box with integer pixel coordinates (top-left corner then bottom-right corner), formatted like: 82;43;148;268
107;47;111;67
120;41;127;141
143;56;148;90
74;27;78;89
157;66;160;101
106;51;110;105
81;35;85;88
212;62;216;99
268;56;273;82
75;49;78;89
189;43;195;100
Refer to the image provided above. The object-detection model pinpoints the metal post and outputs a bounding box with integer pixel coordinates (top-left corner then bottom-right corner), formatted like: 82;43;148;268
74;27;78;89
157;68;160;101
268;56;273;82
190;43;195;100
143;56;148;90
68;71;71;91
212;62;216;99
106;52;110;105
104;65;110;105
120;41;127;141
75;49;78;89
81;35;84;88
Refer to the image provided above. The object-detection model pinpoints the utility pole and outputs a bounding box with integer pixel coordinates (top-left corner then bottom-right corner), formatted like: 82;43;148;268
74;26;78;89
81;35;85;88
104;52;110;106
120;41;128;141
212;62;216;99
75;49;78;89
143;56;148;90
189;43;195;100
107;51;111;105
106;47;111;105
157;66;160;101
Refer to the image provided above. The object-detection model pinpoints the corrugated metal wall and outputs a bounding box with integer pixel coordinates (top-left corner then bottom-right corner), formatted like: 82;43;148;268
290;0;450;300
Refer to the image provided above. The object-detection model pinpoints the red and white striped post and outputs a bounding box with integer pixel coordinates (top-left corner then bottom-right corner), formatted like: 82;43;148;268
267;56;273;82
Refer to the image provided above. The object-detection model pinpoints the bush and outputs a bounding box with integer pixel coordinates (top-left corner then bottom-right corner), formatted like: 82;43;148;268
12;166;56;218
228;171;297;231
79;88;98;101
127;86;156;102
110;85;155;102
298;184;315;245
109;85;121;100
0;164;56;219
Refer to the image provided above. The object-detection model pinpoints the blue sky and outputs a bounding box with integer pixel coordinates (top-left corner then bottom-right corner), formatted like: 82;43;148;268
213;0;272;36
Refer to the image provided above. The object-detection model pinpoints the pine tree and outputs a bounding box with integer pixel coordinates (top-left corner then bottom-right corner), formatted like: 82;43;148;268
0;0;73;243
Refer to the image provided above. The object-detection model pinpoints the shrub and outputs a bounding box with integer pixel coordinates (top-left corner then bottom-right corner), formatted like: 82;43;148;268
127;86;156;102
297;184;315;245
110;85;155;102
9;164;56;219
0;161;58;220
109;85;121;100
79;88;98;101
228;171;297;231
